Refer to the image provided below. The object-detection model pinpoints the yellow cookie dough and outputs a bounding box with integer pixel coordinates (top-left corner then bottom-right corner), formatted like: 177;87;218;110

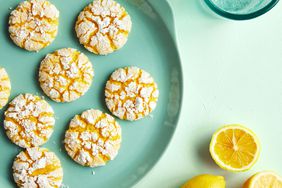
75;0;132;55
105;67;159;121
13;147;63;188
0;67;11;109
4;94;55;148
64;109;121;167
39;48;94;103
9;0;59;51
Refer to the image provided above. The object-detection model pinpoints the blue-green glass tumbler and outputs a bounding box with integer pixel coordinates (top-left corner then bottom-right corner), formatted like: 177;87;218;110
204;0;279;20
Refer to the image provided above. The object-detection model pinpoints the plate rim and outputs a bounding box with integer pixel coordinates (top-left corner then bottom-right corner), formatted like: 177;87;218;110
131;0;184;187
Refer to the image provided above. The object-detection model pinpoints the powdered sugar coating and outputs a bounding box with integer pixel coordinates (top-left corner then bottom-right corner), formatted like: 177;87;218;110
105;67;159;121
4;94;55;148
64;109;121;167
13;147;63;188
75;0;132;55
39;48;94;103
9;0;59;51
0;67;11;109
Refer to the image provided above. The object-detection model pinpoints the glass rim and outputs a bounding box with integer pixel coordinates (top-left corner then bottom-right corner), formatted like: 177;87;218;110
204;0;280;20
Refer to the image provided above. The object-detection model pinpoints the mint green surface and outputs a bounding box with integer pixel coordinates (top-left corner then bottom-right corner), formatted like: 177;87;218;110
136;1;282;188
0;0;182;187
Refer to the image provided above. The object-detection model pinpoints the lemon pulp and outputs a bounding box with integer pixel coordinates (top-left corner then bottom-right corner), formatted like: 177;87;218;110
210;124;260;172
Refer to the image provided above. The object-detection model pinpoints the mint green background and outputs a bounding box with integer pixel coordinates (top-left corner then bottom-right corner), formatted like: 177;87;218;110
0;0;182;187
1;0;281;187
136;0;282;188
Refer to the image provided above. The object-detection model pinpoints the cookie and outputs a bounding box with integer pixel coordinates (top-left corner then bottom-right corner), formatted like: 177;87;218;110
105;67;159;121
64;109;121;167
0;67;11;109
4;94;55;148
75;0;132;55
13;147;63;188
9;0;59;51
39;48;94;103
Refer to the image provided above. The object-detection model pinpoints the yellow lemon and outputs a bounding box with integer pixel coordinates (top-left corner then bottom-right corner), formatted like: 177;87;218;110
181;174;225;188
210;124;260;172
243;171;282;188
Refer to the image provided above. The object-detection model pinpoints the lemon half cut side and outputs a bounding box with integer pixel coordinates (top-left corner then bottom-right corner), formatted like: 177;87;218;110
243;171;282;188
210;124;261;172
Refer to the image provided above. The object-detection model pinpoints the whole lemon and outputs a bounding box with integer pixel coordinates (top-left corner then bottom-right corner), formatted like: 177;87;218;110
181;174;226;188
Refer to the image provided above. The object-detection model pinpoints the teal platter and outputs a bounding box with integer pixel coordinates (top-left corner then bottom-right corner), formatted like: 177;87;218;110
0;0;183;187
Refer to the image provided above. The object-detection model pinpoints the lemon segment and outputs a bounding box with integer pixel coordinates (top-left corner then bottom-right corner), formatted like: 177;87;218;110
210;124;260;172
243;171;282;188
181;174;225;188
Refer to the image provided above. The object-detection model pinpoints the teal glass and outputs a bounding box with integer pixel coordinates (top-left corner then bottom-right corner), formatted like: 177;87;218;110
205;0;279;20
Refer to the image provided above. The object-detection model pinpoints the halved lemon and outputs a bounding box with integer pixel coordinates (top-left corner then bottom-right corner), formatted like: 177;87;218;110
210;124;260;172
243;171;282;188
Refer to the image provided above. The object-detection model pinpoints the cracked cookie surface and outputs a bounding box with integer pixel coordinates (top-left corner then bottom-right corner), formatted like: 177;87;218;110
4;94;55;148
39;48;94;103
0;67;11;109
13;147;63;188
9;0;59;51
75;0;132;55
64;109;121;167
105;67;159;121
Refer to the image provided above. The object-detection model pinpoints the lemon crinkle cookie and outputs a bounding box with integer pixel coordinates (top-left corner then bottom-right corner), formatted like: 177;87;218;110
0;67;11;109
75;0;132;55
64;109;121;167
39;48;94;103
105;67;159;121
13;147;63;188
9;0;59;51
4;94;55;148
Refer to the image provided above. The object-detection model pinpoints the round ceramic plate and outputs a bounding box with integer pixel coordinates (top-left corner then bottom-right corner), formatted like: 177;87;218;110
0;0;182;187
